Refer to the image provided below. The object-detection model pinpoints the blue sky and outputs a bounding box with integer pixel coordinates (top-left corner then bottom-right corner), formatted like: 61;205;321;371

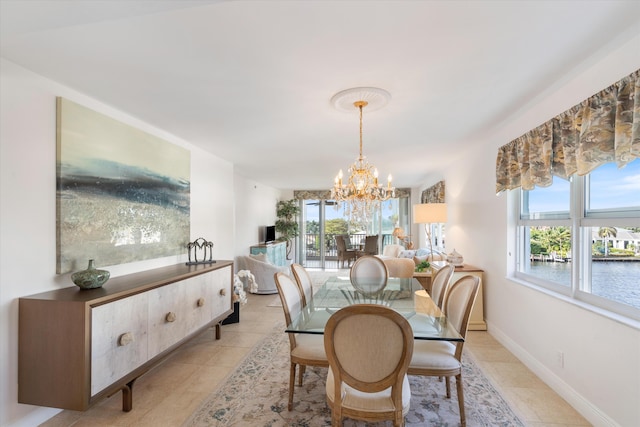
529;159;640;213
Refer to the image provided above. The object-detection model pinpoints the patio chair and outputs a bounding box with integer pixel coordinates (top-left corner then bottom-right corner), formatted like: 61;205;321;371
356;235;378;257
336;235;357;268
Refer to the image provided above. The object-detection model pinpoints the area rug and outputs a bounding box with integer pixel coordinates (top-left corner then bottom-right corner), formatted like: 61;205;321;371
184;323;525;427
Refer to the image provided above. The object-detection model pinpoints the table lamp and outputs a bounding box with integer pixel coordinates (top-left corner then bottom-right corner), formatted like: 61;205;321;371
413;203;447;262
392;226;413;249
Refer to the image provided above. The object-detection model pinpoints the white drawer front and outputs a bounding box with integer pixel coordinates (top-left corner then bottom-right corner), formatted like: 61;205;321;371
183;275;216;335
91;292;148;396
210;265;232;318
147;280;189;358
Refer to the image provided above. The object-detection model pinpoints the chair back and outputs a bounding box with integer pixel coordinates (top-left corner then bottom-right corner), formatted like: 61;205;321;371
442;275;480;358
430;263;455;308
350;255;388;296
291;263;313;307
362;235;379;255
335;235;347;254
324;304;413;423
274;272;304;351
382;258;415;278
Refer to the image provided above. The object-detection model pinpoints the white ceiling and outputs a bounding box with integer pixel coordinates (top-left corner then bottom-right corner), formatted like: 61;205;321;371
2;0;639;190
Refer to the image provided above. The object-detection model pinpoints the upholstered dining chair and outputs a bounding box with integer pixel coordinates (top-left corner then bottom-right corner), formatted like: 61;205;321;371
430;263;455;308
356;235;379;257
336;235;357;268
349;255;388;297
291;263;313;307
274;272;328;410
324;304;414;427
408;275;480;427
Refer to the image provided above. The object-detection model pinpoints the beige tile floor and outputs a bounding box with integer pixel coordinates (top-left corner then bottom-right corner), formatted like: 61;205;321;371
41;281;591;427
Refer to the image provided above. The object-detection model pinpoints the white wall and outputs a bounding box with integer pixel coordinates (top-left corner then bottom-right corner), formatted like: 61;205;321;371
437;35;640;427
232;174;288;262
0;59;235;427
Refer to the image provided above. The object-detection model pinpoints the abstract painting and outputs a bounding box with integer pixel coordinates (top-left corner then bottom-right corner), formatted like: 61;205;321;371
56;97;190;274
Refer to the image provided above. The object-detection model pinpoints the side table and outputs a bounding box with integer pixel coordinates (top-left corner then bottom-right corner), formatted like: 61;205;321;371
412;271;432;294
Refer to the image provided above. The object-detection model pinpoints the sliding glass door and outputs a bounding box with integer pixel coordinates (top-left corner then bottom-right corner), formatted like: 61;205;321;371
296;194;410;269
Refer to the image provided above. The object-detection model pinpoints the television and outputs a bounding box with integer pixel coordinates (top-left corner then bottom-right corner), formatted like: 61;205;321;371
265;225;276;243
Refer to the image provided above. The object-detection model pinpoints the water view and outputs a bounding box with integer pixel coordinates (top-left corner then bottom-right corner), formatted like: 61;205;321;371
527;261;640;309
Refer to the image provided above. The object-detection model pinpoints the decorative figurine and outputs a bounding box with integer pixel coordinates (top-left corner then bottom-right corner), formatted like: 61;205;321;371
186;238;216;265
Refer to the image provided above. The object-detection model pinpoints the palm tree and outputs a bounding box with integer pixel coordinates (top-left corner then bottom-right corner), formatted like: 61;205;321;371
548;226;571;258
598;227;617;257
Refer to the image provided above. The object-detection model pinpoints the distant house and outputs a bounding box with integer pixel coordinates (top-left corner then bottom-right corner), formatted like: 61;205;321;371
592;227;640;255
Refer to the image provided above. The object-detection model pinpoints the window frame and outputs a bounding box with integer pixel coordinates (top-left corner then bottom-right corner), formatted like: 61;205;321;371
511;171;640;325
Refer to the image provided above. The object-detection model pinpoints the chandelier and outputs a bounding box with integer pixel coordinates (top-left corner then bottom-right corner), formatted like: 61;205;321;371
330;88;395;225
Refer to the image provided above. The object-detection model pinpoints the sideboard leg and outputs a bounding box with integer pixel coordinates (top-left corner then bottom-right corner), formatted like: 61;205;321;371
121;378;137;412
215;322;221;340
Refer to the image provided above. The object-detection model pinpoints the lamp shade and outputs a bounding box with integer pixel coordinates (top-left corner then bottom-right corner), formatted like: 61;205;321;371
413;203;447;224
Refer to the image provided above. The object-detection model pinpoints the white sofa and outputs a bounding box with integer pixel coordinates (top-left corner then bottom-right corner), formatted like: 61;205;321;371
236;254;289;294
376;244;447;268
377;244;446;264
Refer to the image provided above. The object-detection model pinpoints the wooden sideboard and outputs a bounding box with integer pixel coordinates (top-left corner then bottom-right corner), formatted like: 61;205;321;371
422;262;486;331
18;261;233;412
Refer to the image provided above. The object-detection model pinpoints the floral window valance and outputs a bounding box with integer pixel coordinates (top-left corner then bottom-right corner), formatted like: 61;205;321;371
421;180;445;203
496;69;639;193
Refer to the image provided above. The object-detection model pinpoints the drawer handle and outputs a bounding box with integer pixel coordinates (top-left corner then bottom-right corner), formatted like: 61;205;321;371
197;297;205;307
165;312;176;322
118;332;134;347
219;288;226;296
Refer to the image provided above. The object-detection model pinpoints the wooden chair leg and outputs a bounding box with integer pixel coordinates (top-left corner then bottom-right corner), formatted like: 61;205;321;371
394;410;404;427
298;365;306;386
332;410;341;427
288;363;296;410
456;373;466;426
445;376;451;398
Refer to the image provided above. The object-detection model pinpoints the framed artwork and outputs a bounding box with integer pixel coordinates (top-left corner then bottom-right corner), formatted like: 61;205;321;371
56;97;190;274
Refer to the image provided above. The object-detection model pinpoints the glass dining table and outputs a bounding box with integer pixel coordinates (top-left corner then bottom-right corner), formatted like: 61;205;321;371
285;276;464;342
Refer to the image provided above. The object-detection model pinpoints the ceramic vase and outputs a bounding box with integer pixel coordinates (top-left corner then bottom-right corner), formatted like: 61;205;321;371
71;259;110;290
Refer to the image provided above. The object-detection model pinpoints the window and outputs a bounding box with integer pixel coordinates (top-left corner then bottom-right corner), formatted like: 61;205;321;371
514;159;640;321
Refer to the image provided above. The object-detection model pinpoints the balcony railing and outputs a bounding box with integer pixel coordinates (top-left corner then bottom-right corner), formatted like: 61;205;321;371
301;233;394;261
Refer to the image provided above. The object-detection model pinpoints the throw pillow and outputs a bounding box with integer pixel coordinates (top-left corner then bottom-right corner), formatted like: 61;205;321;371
416;248;430;257
250;253;270;264
398;250;417;259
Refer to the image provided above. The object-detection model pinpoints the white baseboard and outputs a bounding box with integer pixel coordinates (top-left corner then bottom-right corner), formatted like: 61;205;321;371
486;320;620;427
